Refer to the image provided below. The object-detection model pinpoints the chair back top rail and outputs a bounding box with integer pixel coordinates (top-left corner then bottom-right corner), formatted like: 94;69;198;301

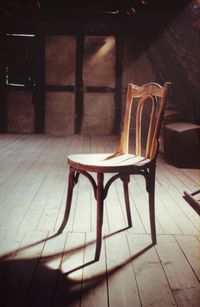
117;82;171;160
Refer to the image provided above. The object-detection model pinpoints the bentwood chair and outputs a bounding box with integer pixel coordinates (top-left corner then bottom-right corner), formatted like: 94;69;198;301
57;82;170;260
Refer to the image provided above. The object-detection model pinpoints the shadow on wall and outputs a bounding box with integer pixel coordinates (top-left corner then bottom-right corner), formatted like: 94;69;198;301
123;0;200;124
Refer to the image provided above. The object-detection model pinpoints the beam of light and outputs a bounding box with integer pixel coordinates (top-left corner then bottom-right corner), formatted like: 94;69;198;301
92;36;115;63
6;33;35;37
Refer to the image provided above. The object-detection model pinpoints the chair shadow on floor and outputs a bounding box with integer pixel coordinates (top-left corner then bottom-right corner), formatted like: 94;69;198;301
0;228;154;306
0;225;155;271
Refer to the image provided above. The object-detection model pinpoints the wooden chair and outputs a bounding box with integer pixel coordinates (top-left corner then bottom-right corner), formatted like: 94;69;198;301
57;82;170;260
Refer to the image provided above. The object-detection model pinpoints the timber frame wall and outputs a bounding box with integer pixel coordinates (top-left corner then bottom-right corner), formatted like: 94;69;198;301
0;31;123;135
0;1;199;135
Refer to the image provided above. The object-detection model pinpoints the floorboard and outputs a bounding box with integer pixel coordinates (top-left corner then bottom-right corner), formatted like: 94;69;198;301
0;134;199;307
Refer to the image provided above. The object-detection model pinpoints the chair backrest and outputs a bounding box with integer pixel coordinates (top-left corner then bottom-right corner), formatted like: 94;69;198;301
118;82;170;160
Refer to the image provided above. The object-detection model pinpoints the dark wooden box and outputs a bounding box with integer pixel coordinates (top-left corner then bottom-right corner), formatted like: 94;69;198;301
164;122;200;168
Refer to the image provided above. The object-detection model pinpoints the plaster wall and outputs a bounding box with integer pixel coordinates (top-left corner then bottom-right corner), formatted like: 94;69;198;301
83;36;115;87
45;36;75;85
45;92;74;135
82;93;114;134
6;91;34;133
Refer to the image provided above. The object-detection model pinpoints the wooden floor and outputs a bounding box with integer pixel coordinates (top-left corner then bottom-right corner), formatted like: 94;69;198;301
0;134;199;307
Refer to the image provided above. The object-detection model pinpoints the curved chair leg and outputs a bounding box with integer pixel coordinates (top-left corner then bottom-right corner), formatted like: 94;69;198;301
57;167;76;234
95;173;104;261
122;175;132;228
148;166;156;245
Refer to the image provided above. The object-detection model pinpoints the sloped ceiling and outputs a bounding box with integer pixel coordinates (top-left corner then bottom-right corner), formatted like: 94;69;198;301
0;0;191;33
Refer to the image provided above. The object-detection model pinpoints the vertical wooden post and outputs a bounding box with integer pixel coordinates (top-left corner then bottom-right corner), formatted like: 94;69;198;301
75;34;84;134
34;35;45;133
0;35;7;132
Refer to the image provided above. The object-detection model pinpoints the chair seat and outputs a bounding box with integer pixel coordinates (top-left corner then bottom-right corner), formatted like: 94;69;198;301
68;153;151;173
